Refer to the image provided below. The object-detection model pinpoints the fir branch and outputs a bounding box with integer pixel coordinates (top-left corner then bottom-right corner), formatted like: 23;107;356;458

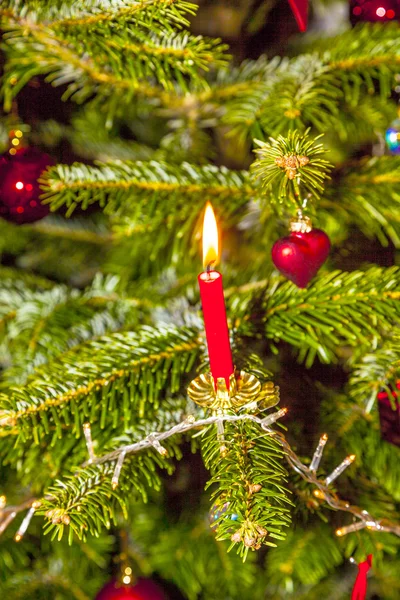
0;216;111;285
29;215;113;246
321;395;400;504
258;57;339;136
326;23;400;98
150;520;262;600
0;326;201;439
36;154;400;250
251;130;332;208
0;24;168;108
0;274;145;382
222;56;339;146
1;3;228;108
221;25;400;142
0;532;112;599
230;267;400;366
214;55;283;88
203;418;292;558
348;338;400;413
0;0;196;29
57;30;228;92
324;156;400;247
264;267;400;365
41;161;254;205
0;534;30;578
39;160;255;270
51;0;196;29
265;526;342;587
327;96;395;144
40;160;254;221
6;574;90;600
38;456;167;542
4;412;400;544
67;110;156;162
340;409;400;503
0;267;56;293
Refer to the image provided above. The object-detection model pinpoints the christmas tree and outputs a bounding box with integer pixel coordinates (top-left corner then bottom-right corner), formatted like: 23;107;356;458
1;1;400;598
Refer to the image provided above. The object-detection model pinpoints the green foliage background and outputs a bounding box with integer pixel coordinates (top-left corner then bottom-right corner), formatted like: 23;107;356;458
1;0;400;598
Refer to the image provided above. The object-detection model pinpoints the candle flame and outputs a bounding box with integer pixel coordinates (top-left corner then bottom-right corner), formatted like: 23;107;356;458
202;203;219;269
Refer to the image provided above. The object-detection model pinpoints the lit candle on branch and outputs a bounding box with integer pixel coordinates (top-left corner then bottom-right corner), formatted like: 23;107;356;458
198;203;234;390
189;204;279;421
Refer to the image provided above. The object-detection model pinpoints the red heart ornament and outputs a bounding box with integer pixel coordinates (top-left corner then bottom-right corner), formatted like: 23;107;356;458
272;229;330;288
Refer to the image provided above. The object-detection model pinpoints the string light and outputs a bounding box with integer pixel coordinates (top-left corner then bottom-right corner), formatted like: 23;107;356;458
325;455;355;486
78;413;395;541
122;565;133;585
83;423;95;463
313;489;326;499
1;412;400;541
336;521;366;537
216;418;228;457
7;127;24;155
0;511;17;534
310;433;328;472
147;434;168;456
260;407;288;428
112;450;126;490
366;520;382;530
14;501;40;542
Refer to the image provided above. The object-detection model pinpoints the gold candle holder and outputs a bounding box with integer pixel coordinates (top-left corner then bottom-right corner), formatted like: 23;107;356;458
188;371;279;456
187;370;279;411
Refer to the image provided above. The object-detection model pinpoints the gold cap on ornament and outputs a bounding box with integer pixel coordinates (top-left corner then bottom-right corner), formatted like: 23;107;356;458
289;211;312;233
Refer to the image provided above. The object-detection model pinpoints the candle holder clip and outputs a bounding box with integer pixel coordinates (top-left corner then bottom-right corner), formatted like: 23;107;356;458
187;370;279;412
188;371;279;456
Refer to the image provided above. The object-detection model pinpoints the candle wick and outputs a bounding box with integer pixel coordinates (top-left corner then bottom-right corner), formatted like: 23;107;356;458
206;262;215;274
206;263;214;280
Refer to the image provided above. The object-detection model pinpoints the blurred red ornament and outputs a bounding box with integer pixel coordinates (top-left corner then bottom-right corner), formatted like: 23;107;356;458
350;0;399;24
351;555;372;600
0;147;55;224
95;578;166;600
288;0;308;31
272;227;330;288
378;383;400;447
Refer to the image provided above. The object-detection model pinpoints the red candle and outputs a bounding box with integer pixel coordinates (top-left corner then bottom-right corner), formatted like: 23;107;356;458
198;203;234;388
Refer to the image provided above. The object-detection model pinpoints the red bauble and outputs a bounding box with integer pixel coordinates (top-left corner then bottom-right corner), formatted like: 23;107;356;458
95;578;166;600
0;147;55;224
378;383;400;447
350;0;399;25
272;229;330;288
288;0;308;31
